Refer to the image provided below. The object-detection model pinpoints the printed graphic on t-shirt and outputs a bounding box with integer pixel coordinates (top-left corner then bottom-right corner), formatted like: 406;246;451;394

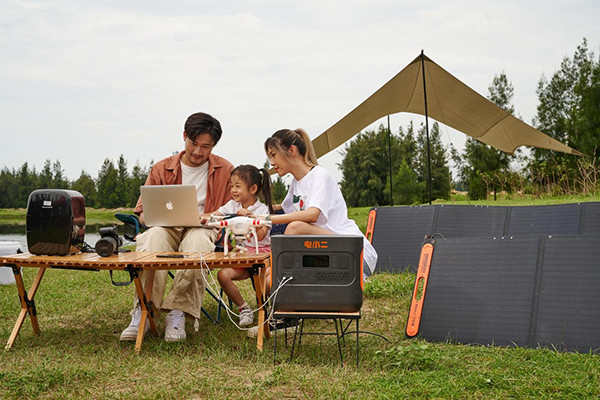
293;194;306;211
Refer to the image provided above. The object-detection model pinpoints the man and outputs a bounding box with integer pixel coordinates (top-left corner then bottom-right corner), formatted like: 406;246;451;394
120;112;234;342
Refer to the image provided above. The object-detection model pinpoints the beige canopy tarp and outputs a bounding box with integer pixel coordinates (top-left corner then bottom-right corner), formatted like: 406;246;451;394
312;53;582;158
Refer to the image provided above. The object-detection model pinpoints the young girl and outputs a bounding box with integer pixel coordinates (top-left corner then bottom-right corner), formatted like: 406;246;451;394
264;128;378;279
214;165;274;327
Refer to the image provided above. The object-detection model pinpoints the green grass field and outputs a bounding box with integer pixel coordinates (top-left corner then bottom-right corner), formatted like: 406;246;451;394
1;197;600;399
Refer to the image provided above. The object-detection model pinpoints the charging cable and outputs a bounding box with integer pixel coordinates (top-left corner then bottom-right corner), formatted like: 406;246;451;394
195;254;293;331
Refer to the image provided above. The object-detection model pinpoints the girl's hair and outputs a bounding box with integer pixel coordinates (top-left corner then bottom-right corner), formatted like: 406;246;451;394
264;128;318;167
231;165;274;213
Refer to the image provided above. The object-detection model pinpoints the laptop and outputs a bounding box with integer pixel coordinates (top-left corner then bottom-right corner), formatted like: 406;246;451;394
140;185;203;227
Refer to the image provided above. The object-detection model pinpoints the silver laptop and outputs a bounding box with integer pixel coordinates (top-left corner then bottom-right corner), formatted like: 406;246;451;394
140;185;203;227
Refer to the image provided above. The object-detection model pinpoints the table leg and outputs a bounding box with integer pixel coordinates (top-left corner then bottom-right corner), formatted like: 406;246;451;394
132;269;157;354
5;266;46;350
251;263;269;351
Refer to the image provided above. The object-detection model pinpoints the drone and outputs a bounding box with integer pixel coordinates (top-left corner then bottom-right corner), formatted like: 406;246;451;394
205;215;272;256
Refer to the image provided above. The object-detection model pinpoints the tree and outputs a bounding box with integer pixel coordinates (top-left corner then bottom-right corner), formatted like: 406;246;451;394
271;177;287;204
530;38;600;195
38;160;54;189
387;122;422;205
572;45;600;159
415;122;451;202
397;121;418;169
52;160;69;189
488;71;516;115
71;170;97;207
129;161;148;207
0;167;19;208
17;163;38;208
96;158;120;208
264;160;287;204
339;125;400;207
391;159;423;205
116;155;130;207
458;71;516;199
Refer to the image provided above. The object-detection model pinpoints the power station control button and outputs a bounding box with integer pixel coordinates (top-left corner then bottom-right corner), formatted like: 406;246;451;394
339;255;349;269
331;255;338;267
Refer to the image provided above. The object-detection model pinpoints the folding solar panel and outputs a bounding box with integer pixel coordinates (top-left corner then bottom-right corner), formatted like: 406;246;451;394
406;235;600;353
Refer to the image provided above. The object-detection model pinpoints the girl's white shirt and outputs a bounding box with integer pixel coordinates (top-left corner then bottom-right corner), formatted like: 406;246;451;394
217;199;271;248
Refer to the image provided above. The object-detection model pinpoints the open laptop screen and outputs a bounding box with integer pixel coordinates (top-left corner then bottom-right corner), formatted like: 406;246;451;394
140;185;202;227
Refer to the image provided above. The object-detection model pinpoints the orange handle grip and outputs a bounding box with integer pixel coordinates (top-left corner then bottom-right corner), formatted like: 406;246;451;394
406;242;434;337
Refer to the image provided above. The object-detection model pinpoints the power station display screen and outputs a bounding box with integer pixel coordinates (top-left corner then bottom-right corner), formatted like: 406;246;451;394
303;255;329;268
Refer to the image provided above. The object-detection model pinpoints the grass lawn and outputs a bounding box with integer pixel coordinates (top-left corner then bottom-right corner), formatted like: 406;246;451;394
1;270;599;399
1;196;600;398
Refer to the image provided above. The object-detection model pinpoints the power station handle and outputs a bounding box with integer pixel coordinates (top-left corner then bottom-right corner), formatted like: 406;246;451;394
406;241;434;338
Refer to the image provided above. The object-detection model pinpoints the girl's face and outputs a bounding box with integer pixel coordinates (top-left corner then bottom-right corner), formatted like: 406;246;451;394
230;174;257;207
267;147;291;177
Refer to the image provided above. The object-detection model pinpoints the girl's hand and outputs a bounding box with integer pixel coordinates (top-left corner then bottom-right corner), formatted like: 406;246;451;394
237;208;251;216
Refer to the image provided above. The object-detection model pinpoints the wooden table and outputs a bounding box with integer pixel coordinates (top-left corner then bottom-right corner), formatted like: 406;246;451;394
0;251;271;353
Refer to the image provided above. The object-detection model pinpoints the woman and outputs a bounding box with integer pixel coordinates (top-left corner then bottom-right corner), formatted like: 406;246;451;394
265;128;377;279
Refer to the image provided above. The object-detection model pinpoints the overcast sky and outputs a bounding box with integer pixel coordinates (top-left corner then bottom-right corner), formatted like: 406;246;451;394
1;0;599;184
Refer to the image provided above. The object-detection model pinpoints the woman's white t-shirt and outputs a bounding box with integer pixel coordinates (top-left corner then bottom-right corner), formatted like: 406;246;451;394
281;166;378;274
217;199;271;248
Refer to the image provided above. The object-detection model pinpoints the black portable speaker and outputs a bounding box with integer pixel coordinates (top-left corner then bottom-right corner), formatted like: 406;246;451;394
26;189;86;256
272;235;364;312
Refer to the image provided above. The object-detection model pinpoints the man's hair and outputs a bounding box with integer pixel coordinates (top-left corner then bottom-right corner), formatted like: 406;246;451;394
184;112;223;144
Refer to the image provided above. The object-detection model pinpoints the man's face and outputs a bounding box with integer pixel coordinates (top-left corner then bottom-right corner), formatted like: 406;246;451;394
182;132;215;167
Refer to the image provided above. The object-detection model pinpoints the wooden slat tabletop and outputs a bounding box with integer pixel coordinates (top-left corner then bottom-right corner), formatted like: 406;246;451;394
0;251;270;270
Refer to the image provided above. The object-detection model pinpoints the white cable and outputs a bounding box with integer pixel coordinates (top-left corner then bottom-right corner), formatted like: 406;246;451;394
195;254;294;331
218;276;292;331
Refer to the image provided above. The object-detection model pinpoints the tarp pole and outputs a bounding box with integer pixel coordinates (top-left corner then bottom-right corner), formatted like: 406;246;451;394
421;50;432;205
387;115;393;206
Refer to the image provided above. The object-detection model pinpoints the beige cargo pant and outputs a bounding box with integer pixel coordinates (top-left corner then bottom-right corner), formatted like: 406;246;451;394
133;226;218;320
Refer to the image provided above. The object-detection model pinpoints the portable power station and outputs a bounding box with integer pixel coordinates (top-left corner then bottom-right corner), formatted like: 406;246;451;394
26;189;86;256
272;235;364;312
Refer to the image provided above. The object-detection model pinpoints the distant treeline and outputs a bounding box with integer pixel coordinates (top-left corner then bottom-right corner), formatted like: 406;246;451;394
0;155;289;210
0;156;149;209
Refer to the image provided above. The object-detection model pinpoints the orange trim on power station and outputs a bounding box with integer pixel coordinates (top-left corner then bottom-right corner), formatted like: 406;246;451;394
365;208;377;243
360;249;364;290
406;242;434;338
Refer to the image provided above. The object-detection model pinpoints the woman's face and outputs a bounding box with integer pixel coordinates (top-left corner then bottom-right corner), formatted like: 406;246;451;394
267;147;291;176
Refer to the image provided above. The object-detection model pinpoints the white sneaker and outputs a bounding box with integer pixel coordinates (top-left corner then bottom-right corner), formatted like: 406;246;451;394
239;308;254;327
119;306;149;341
247;325;260;338
164;310;186;342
